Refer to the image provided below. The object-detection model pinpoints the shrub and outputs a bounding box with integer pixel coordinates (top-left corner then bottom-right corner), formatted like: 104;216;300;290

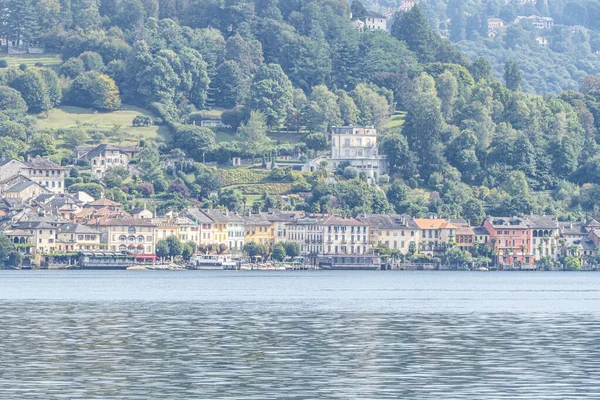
0;59;8;68
136;182;155;197
19;64;27;71
343;165;358;179
132;115;153;127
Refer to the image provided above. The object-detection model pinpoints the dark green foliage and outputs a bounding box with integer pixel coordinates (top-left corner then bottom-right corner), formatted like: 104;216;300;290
64;71;121;111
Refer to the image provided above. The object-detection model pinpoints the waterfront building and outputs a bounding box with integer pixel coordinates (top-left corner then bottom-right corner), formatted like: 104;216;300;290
413;218;457;255
322;216;369;255
483;216;533;266
91;217;156;255
55;223;102;252
358;214;419;254
527;215;560;260
243;213;276;246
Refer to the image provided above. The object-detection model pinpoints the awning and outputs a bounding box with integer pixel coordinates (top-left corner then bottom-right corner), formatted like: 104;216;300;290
137;244;145;249
135;254;157;259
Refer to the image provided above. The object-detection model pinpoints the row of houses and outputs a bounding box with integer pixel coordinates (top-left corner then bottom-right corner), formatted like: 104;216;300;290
2;191;599;267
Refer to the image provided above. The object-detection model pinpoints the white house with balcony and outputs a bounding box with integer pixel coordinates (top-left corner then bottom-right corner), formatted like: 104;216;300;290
328;126;388;182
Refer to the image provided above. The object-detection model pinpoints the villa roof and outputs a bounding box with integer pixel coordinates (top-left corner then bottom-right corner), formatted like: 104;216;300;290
5;180;46;193
413;218;457;230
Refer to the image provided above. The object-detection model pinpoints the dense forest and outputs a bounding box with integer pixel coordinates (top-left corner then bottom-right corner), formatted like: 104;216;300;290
0;0;600;224
364;0;600;94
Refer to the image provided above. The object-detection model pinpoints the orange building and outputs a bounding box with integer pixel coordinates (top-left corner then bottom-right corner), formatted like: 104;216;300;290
483;217;533;266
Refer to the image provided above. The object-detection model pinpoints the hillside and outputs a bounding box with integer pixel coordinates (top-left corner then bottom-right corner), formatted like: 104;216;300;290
363;0;600;94
0;0;599;223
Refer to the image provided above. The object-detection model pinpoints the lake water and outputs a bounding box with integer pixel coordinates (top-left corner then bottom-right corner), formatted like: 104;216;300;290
1;271;600;399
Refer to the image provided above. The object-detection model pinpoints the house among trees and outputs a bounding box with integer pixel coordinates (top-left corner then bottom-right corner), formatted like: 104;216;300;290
73;144;141;177
328;126;388;183
514;15;554;29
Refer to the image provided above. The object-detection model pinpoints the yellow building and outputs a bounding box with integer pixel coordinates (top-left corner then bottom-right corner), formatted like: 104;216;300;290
243;213;276;246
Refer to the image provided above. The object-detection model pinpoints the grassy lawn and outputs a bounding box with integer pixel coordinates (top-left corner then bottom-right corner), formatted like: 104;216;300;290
383;112;406;130
3;53;62;68
36;105;171;146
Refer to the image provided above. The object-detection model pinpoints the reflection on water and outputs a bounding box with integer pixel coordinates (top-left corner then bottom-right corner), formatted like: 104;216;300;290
1;271;600;399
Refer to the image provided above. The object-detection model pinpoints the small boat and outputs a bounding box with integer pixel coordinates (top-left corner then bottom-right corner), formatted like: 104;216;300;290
477;266;489;271
127;265;149;271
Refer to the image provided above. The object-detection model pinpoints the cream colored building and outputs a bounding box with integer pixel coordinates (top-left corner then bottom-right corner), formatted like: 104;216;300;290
329;126;388;181
358;214;419;254
322;216;370;255
413;218;457;255
75;144;141;178
92;217;156;254
0;158;65;194
365;11;387;31
55;224;102;252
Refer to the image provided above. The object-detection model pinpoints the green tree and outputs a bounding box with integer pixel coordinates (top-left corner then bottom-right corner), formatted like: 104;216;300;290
10;69;51;113
30;132;56;157
212;60;245;108
283;242;300;258
68;183;104;199
65;71;121;111
165;236;183;259
138;144;164;184
436;71;458;121
271;243;286;261
504;61;522;92
237;111;270;155
6;0;39;45
39;68;62;107
302;85;341;133
0;235;21;268
249;63;294;127
391;6;439;63
175;125;216;161
116;0;146;30
156;240;170;259
104;166;129;188
0;86;28;118
563;255;581;271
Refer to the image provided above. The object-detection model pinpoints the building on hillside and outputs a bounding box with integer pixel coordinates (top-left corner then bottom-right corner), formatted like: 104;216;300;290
514;15;554;29
329;126;388;182
0;157;65;194
413;218;457;255
358;214;419;254
74;144;141;177
399;0;418;12
0;174;32;195
483;216;533;266
536;36;548;47
365;11;388;31
3;181;51;201
131;207;154;220
487;17;507;29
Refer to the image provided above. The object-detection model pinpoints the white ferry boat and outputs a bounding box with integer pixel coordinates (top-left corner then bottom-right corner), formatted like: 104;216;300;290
190;255;237;270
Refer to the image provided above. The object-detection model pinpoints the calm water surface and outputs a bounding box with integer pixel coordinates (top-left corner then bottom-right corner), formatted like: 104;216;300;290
1;271;600;399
